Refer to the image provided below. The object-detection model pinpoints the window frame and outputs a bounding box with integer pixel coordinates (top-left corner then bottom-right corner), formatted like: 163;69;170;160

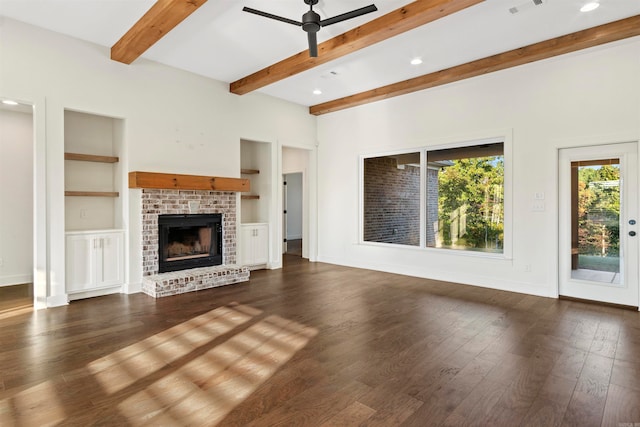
359;131;513;260
359;148;424;248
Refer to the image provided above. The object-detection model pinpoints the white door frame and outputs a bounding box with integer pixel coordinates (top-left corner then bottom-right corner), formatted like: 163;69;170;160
558;141;639;309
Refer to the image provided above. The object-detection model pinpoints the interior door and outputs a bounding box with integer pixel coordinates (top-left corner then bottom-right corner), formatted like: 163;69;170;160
283;176;288;254
559;142;638;308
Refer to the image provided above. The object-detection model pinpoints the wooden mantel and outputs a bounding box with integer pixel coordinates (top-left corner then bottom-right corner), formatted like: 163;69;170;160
128;171;250;192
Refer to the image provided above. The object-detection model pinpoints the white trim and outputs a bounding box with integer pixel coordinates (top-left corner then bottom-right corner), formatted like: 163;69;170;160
557;140;639;308
281;144;316;263
359;129;513;260
46;294;68;307
317;254;552;298
122;281;141;294
0;275;33;287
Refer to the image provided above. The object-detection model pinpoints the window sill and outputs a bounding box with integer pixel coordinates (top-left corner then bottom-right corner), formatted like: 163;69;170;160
358;241;512;261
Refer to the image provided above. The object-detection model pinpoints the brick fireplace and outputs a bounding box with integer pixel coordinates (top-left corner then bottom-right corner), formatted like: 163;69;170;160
139;188;249;298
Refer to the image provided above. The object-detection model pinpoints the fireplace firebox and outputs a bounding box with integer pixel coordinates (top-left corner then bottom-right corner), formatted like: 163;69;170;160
158;214;222;273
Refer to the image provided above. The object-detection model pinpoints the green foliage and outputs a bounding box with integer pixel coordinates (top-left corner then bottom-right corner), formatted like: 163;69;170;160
437;156;504;250
577;165;620;257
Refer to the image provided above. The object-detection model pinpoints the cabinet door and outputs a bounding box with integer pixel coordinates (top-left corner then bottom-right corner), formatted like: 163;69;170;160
66;235;93;292
99;233;123;286
239;226;254;265
253;225;269;264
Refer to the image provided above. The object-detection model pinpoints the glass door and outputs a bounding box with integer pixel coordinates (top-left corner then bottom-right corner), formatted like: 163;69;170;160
559;143;638;308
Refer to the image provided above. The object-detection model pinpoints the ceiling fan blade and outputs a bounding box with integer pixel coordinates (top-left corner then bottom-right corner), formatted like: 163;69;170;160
307;32;318;57
320;4;377;27
242;7;302;27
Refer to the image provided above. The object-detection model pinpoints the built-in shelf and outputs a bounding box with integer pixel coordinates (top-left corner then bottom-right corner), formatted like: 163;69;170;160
65;152;120;198
65;191;120;197
241;195;260;200
241;168;260;175
65;152;119;163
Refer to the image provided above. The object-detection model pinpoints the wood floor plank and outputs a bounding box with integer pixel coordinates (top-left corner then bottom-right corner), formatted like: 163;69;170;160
601;383;640;427
0;256;638;426
320;401;376;426
440;377;506;426
520;374;577;427
561;353;614;427
609;358;640;392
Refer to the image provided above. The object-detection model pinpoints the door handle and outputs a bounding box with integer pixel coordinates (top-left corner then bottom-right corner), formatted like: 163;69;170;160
629;231;637;237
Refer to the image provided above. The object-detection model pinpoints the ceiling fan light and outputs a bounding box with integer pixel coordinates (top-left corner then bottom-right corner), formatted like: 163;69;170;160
580;2;599;12
410;57;423;65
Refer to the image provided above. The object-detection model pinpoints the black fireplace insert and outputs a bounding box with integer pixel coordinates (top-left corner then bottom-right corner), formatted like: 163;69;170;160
158;214;222;273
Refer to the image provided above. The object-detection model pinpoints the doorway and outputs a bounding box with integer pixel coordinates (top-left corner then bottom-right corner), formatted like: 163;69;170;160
283;172;303;257
0;100;34;312
558;142;638;308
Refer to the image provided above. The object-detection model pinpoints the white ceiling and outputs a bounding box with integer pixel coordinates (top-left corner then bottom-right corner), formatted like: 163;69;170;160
1;0;639;108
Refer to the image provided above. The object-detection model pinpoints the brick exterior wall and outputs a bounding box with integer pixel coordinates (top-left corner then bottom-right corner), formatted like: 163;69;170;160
426;167;439;247
140;189;249;297
363;156;420;246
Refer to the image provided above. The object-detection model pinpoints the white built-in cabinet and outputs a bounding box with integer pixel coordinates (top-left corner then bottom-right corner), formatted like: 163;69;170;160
240;139;271;269
64;110;125;299
240;223;269;267
65;230;124;294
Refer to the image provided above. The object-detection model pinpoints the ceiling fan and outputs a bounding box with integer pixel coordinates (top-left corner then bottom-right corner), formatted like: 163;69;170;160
242;0;378;57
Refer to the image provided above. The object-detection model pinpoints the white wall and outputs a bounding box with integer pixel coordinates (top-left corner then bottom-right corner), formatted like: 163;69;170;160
0;108;33;286
0;17;317;305
317;37;640;298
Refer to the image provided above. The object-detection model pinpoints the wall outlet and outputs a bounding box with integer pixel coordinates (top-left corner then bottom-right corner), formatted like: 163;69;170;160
80;208;88;218
532;201;545;212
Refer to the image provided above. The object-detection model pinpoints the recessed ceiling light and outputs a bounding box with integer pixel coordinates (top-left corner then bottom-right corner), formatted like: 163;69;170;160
410;57;423;65
312;89;322;95
580;1;599;12
2;100;19;106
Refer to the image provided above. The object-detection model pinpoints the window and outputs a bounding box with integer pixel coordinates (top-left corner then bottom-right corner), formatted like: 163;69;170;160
426;142;504;253
363;152;421;246
361;137;509;257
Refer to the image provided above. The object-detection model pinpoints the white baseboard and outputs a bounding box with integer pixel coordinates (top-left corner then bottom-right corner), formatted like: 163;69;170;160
123;281;141;294
0;274;33;287
68;286;122;301
316;255;553;299
47;294;68;307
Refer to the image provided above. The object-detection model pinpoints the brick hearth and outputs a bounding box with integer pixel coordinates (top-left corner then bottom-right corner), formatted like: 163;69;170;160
140;189;249;297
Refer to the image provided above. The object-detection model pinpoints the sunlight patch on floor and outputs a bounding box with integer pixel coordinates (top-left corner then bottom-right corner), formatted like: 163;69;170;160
0;304;32;320
0;302;317;426
87;303;259;394
117;314;318;425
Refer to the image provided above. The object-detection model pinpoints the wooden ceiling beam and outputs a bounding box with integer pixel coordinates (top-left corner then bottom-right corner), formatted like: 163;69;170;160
111;0;207;65
310;15;640;115
229;0;484;95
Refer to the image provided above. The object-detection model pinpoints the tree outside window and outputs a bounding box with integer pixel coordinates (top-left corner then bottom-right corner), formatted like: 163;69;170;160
427;143;504;253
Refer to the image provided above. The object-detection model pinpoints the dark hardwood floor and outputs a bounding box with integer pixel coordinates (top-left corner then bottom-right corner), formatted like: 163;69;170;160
0;283;32;317
1;257;639;426
285;239;302;257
